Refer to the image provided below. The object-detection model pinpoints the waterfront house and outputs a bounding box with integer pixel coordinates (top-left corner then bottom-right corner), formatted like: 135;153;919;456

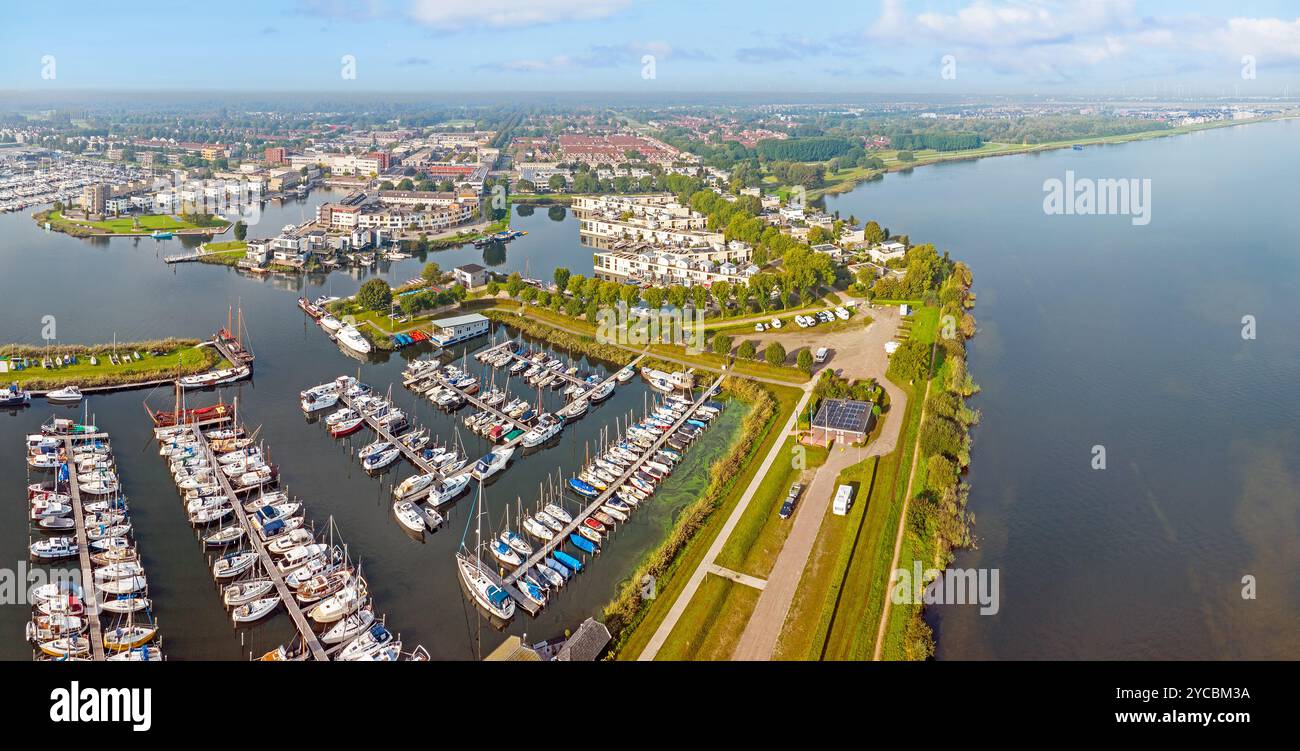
452;263;488;289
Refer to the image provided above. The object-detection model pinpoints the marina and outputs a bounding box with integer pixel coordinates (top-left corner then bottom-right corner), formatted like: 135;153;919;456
26;418;164;661
150;395;421;661
1;200;748;660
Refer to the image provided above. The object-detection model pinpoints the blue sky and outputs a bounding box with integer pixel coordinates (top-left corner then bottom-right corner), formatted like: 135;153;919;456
3;0;1299;95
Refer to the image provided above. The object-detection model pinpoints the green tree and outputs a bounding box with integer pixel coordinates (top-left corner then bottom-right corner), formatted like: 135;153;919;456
797;348;814;374
421;262;441;284
926;454;959;492
357;279;392;311
738;340;757;359
233;220;247;241
712;334;733;355
506;272;525;298
765;341;787;366
553;267;571;293
548;174;568;192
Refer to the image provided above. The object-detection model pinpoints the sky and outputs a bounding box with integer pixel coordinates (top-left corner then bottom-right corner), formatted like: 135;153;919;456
2;0;1299;96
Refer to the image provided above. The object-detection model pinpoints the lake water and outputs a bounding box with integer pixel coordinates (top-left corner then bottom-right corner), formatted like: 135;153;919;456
825;118;1300;659
0;192;742;660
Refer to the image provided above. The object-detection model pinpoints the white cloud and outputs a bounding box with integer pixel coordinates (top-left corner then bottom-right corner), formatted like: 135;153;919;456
408;0;630;29
868;0;1300;82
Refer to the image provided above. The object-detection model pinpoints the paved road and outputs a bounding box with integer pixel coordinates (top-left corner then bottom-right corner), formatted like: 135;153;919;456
636;388;812;660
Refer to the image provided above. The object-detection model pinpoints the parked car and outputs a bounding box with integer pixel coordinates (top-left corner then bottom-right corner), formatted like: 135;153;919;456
780;482;803;519
834;307;850;320
755;322;766;332
771;318;782;329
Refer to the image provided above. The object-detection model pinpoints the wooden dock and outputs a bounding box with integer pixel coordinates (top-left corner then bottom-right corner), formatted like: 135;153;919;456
499;374;725;611
191;428;328;661
62;433;110;661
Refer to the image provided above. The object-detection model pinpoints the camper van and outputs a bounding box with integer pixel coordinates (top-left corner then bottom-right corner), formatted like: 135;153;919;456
813;347;830;364
832;484;854;516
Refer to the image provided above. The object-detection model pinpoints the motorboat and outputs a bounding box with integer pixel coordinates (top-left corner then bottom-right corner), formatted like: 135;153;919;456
319;314;343;333
428;473;470;506
179;365;251;389
471;446;514;480
336;325;372;355
46;386;84;403
393;501;428;533
337;623;397;661
223;579;275;607
393;473;436;500
520;413;562;448
309;579;367;623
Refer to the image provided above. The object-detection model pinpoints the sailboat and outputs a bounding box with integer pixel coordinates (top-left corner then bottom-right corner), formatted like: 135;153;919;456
455;480;516;621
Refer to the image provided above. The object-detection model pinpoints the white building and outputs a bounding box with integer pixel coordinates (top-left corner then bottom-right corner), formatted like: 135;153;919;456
429;313;490;347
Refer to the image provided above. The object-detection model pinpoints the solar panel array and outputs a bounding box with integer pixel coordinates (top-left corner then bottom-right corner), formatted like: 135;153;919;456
812;399;872;434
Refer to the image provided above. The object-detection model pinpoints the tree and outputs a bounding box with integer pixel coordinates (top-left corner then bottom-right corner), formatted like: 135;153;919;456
897;151;915;162
765;341;787;366
506;272;525;298
552;267;571;295
400;295;423;316
888;339;930;383
926;454;959;492
421;262;441;284
712;334;733;356
548;174;568;192
863;220;885;245
357;279;392;311
233;220;247;241
738;340;757;359
920;415;963;459
797;348;814;374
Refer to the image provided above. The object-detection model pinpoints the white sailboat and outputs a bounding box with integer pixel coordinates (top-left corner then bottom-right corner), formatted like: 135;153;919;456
456;480;516;621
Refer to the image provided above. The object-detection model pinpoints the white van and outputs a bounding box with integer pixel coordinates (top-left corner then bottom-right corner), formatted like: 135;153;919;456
832;484;854;516
814;347;830;364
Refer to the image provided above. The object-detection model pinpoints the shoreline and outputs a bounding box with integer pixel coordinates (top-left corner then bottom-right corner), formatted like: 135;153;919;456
809;115;1294;199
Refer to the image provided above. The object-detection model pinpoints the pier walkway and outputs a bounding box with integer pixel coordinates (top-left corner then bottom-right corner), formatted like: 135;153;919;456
62;433;110;661
191;428;328;661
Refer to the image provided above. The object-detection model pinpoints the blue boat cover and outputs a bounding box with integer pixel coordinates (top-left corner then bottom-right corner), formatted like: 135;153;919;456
553;550;583;572
569;533;596;554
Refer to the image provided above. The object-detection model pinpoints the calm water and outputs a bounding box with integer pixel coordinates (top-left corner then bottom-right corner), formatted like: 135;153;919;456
0;192;742;660
826;118;1300;659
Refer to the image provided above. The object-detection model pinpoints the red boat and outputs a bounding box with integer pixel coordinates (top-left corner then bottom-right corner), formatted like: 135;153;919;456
153;403;231;427
582;517;606;534
329;417;365;437
297;297;324;319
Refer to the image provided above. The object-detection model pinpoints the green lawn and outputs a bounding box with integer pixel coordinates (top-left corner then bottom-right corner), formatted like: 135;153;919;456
2;344;221;389
714;436;829;579
654;576;762;661
204;240;247;252
45;211;230;235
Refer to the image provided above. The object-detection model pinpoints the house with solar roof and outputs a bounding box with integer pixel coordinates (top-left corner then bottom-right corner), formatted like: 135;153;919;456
809;397;876;447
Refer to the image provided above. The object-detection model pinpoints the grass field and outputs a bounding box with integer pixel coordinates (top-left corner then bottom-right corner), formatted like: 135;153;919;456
653;576;763;661
1;342;220;389
41;211;230;236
